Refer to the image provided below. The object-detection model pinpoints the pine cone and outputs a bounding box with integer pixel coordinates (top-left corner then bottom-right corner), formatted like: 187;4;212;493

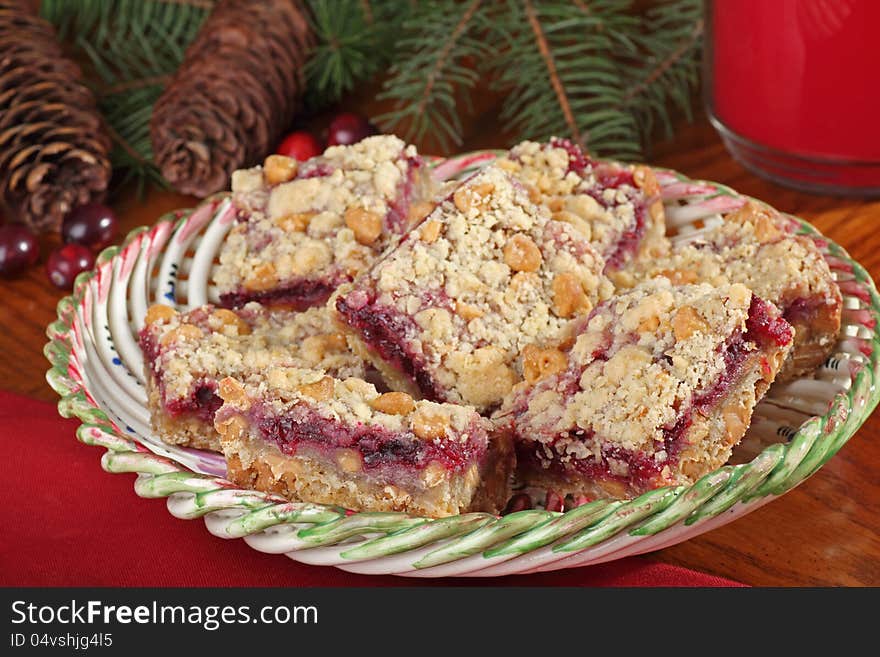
151;0;314;197
0;1;111;233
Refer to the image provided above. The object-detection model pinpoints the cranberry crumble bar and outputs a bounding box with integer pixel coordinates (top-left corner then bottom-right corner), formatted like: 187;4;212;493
496;139;669;272
215;135;435;310
214;369;514;517
618;202;842;379
139;302;366;451
497;279;794;500
334;163;614;413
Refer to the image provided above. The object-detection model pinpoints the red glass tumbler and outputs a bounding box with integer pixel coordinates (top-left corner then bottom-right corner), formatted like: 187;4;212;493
706;0;880;196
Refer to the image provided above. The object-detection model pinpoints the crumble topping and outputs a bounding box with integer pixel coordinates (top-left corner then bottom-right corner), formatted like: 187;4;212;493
142;302;365;403
217;367;486;441
506;279;758;458
215;135;433;303
496;139;669;268
337;163;614;411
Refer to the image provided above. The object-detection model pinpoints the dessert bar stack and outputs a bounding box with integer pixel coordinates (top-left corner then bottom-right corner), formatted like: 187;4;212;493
139;135;842;517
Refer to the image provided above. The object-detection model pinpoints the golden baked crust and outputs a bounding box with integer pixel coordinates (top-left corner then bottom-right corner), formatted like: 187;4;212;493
335;163;613;412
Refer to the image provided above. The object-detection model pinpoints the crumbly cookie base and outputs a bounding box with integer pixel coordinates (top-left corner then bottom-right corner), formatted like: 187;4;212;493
222;432;514;518
145;374;221;452
516;350;781;501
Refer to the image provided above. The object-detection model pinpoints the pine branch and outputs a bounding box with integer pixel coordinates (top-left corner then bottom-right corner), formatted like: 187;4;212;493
40;0;213;191
376;0;492;152
304;0;400;107
523;0;581;145
620;0;704;150
489;0;643;159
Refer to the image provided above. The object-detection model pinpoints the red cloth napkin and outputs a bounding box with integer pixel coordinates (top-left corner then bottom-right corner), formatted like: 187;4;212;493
1;390;743;587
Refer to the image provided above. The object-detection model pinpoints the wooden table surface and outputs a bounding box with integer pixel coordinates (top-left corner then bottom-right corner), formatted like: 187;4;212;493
2;109;879;587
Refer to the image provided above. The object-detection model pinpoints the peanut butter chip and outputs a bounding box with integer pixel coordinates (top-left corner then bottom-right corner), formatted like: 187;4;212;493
215;414;248;442
159;323;202;346
522;344;567;383
263;154;298;185
297;376;335;401
344;207;383;245
552;272;591;318
672;306;709;341
275;212;314;233
455;301;484;321
496;158;521;173
453;183;494;213
649;199;664;223
211;308;251;335
244;263;277;292
407;202;435;224
218;377;250;408
753;213;782;243
145;304;177;325
412;411;449;440
370;391;415;415
419;219;442;243
503;234;543;273
657;268;698;285
632;165;660;195
524;184;542;204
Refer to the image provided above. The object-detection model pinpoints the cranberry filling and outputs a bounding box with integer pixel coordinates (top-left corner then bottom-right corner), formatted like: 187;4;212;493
254;406;482;472
519;295;792;491
165;382;222;422
515;440;666;491
219;276;343;311
747;295;795;347
336;294;446;401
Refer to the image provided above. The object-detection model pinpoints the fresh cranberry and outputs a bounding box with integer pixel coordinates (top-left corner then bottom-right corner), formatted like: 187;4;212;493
275;130;323;161
326;112;377;147
0;223;39;277
61;202;118;250
46;244;95;290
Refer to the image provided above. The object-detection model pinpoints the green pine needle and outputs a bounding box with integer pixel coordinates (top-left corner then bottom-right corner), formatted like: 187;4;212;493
376;0;493;153
305;0;403;107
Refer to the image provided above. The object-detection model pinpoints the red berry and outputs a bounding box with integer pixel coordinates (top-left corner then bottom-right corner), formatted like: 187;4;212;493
0;223;39;277
275;130;323;161
326;112;377;147
46;243;95;290
62;202;118;250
